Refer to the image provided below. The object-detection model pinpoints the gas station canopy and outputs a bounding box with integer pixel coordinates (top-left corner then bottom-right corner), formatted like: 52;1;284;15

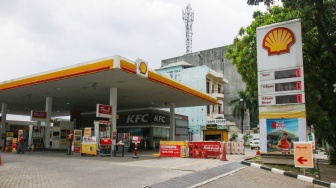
0;55;217;117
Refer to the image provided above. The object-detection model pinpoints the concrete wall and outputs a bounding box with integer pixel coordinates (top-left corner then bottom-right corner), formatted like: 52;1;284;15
161;46;248;130
157;65;209;141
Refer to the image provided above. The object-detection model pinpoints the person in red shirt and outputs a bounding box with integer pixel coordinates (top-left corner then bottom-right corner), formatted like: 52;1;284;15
66;130;74;155
277;132;291;154
17;134;25;154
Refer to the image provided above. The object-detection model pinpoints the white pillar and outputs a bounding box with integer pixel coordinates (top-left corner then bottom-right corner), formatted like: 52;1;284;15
45;97;52;148
28;125;33;147
1;103;7;147
170;103;175;141
110;88;117;151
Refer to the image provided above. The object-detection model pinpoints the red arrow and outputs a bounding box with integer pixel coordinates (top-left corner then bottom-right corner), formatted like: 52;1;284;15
297;156;308;164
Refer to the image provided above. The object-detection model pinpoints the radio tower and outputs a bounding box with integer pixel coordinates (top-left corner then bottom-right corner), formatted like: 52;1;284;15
182;4;194;54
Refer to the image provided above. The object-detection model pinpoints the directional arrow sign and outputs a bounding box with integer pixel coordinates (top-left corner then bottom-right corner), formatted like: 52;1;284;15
294;142;313;168
297;156;308;164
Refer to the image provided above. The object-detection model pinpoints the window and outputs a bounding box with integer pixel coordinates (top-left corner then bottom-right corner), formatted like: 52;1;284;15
206;82;210;93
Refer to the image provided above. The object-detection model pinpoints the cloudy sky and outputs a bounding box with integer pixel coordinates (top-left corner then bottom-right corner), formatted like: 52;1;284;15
0;0;270;82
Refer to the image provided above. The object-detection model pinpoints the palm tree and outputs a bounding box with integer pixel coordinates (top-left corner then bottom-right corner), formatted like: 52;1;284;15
229;90;259;133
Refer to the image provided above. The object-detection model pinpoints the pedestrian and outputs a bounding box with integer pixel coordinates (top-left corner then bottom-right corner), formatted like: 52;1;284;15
66;130;74;155
17;134;25;154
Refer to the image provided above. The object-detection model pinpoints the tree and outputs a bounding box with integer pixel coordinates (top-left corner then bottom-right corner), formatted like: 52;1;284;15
227;1;336;164
229;90;259;132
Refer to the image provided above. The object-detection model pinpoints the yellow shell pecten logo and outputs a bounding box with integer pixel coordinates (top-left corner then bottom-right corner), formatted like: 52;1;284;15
262;27;295;55
139;62;147;75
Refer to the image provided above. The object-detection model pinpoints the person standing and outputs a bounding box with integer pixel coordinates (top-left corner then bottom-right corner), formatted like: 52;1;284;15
66;130;74;155
17;134;25;154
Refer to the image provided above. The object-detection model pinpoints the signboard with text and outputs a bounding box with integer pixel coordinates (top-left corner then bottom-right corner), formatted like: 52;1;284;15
30;110;47;121
294;142;313;168
188;141;220;159
160;145;181;157
96;104;112;118
257;20;307;153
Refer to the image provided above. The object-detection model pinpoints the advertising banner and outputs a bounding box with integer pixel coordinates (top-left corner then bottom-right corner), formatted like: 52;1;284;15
159;141;188;158
259;118;306;154
81;136;97;155
188;141;220;159
73;129;82;153
160;145;181;157
84;128;91;137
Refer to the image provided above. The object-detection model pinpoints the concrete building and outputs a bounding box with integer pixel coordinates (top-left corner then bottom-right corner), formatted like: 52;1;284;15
161;46;250;131
156;61;229;141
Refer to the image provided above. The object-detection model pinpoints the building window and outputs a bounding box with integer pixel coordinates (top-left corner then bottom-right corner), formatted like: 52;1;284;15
206;82;210;94
207;105;210;114
218;84;221;93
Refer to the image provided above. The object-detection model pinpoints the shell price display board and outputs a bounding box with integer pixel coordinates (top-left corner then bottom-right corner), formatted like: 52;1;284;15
159;141;188;158
81;136;97;156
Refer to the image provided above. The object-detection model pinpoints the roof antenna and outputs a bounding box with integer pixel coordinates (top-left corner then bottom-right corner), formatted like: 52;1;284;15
182;4;194;54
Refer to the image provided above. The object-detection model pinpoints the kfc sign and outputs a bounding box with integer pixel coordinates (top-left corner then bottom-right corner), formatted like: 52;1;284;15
96;104;112;118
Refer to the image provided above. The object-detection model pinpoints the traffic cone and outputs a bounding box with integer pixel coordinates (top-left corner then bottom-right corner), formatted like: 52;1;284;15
0;155;2;166
256;147;261;156
5;146;8;152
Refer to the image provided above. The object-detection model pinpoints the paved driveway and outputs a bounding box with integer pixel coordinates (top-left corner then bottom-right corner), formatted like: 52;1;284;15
0;149;325;188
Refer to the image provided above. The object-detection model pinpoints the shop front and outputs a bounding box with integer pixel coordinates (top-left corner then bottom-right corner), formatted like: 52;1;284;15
203;124;229;141
117;109;188;149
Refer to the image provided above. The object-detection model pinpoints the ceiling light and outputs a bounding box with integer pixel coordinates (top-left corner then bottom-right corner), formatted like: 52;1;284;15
66;102;70;105
56;88;61;91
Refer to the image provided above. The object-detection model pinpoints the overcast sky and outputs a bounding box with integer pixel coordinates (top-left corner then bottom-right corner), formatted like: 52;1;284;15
0;0;272;83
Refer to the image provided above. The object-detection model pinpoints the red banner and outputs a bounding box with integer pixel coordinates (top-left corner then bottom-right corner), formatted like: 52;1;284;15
100;138;112;145
188;141;220;159
160;145;181;157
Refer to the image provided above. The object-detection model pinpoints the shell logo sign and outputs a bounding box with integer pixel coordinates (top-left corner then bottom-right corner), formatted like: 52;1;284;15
262;27;295;55
139;61;147;75
136;58;148;77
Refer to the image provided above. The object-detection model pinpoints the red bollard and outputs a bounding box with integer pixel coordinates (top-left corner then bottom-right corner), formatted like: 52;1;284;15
221;143;227;161
132;143;139;158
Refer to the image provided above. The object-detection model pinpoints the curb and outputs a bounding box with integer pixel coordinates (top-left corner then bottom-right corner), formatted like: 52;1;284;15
241;160;336;188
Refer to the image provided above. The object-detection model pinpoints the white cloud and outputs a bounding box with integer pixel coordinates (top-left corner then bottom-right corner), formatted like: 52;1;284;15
0;0;269;81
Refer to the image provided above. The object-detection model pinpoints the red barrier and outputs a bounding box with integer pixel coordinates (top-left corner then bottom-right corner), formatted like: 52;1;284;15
188;142;220;159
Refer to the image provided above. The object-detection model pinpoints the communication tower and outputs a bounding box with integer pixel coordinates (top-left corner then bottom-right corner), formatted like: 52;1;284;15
182;4;194;54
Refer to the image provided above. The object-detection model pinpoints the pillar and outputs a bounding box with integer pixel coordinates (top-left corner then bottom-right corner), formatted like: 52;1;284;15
110;88;117;151
169;103;175;141
45;97;52;148
1;103;7;149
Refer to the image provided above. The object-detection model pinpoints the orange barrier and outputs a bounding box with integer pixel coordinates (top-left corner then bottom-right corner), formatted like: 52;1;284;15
220;143;227;161
256;147;261;156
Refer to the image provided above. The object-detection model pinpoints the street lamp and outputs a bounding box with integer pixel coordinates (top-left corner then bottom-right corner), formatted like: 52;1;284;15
240;99;244;134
